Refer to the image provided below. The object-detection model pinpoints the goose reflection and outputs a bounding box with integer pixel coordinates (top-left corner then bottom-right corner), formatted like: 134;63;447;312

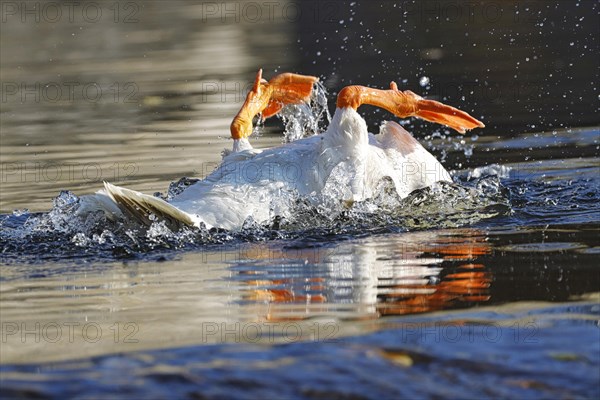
230;229;492;321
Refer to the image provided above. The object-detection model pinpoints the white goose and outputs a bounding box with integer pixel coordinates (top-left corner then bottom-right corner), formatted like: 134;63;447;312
79;70;484;231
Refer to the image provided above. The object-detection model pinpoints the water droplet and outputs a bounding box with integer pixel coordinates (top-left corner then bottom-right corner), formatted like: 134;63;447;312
12;209;29;217
419;76;430;87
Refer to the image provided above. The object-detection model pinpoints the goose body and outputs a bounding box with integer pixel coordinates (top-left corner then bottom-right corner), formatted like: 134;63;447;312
78;70;483;231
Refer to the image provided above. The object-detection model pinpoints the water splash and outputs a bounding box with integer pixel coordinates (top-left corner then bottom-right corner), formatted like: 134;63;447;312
280;174;510;232
0;169;510;264
279;81;331;142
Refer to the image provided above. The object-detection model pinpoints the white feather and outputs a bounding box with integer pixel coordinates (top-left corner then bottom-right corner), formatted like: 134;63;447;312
79;108;451;231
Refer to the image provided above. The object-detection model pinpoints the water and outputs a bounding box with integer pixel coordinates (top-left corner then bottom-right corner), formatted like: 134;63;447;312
1;1;599;398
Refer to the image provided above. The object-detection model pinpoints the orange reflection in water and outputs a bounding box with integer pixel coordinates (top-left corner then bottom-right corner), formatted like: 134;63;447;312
244;277;328;304
377;264;491;316
235;230;493;321
378;236;492;316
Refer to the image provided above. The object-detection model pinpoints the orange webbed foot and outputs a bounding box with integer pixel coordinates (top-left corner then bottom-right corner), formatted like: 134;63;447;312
263;73;318;118
336;81;485;134
231;69;318;139
396;85;485;134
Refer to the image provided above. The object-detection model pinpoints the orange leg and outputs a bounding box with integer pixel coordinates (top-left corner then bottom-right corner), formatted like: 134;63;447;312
230;69;318;140
336;82;484;133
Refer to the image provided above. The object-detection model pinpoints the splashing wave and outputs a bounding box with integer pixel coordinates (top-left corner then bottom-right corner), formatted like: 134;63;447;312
0;171;510;263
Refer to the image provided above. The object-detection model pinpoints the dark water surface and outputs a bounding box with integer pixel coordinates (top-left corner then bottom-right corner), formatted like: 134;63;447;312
1;1;599;399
